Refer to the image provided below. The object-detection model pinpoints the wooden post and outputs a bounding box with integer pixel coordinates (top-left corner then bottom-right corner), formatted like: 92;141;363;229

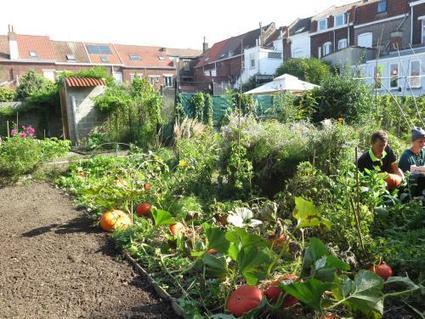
6;120;10;137
16;112;19;130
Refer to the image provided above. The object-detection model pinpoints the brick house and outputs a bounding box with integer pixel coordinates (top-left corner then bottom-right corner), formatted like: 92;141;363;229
0;25;200;89
193;23;281;93
310;2;358;59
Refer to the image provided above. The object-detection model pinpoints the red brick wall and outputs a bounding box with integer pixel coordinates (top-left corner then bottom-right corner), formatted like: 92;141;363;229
412;4;425;45
311;28;351;58
355;0;409;25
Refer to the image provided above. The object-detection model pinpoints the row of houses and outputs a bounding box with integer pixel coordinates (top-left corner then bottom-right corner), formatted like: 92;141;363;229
3;0;425;96
194;0;425;96
0;25;200;90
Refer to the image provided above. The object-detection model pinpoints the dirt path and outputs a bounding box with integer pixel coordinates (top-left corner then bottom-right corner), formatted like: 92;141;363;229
0;182;175;319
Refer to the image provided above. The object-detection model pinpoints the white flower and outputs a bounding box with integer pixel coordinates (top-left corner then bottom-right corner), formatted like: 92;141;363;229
227;207;263;228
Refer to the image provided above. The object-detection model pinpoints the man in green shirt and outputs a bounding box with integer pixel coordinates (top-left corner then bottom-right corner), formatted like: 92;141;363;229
398;127;425;196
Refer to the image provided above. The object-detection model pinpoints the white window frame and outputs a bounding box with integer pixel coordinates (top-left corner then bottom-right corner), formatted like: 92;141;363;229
358;32;373;48
338;38;348;50
389;63;399;89
318;19;328;31
322;42;332;56
335;14;346;27
410;60;421;88
249;53;256;69
422;19;425;44
164;76;173;87
318;47;322;58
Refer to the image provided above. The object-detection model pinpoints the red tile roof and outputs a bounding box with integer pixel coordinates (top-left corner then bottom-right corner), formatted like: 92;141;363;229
114;44;174;68
195;39;229;68
84;42;122;64
52;41;90;63
65;77;105;87
16;34;55;60
0;35;9;60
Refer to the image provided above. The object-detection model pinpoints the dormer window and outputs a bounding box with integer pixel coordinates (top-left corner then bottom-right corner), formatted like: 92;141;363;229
100;56;109;63
129;54;141;61
318;19;328;31
29;51;38;57
335;14;346;27
377;0;387;13
66;54;76;61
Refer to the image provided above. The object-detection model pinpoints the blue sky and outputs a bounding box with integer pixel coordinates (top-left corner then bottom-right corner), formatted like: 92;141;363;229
1;0;356;49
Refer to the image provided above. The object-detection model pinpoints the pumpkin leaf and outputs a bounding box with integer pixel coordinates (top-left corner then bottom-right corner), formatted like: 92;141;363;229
206;228;230;253
338;270;384;315
202;254;228;278
303;238;328;270
293;197;332;230
238;246;273;285
281;278;331;310
313;255;350;282
151;209;174;226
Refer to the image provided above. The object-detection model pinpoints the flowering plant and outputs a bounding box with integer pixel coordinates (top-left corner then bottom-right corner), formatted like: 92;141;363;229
11;125;36;138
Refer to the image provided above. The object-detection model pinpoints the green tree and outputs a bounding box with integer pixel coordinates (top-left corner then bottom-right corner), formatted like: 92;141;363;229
16;71;51;100
275;58;333;85
311;75;374;125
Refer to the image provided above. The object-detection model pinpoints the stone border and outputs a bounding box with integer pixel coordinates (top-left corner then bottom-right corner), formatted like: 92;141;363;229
123;252;185;318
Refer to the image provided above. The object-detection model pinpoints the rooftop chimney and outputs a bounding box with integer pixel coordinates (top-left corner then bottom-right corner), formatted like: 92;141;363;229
202;36;208;53
8;25;19;60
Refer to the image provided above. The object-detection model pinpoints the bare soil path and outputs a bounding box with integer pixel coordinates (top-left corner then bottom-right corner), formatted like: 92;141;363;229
0;182;175;319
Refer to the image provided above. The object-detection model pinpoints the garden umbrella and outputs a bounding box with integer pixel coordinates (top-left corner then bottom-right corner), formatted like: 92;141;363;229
244;73;319;95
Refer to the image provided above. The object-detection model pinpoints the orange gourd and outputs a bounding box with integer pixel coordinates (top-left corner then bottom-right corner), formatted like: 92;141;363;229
227;285;263;317
100;210;132;232
384;174;402;190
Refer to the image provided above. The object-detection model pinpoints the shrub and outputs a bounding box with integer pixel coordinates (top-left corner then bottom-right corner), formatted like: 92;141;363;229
0;87;16;102
275;58;333;85
310;75;374;125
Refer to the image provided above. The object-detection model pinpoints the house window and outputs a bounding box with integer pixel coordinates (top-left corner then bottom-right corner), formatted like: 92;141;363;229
422;20;425;44
164;76;173;87
410;60;421;88
338;38;348;50
374;65;384;89
335;14;345;27
358;32;373;48
250;54;256;69
66;54;76;62
318;19;328;31
148;75;160;85
129;54;141;61
100;56;109;63
390;63;399;89
29;51;38;57
322;42;332;56
183;60;190;71
267;52;282;59
377;0;387;13
86;44;112;55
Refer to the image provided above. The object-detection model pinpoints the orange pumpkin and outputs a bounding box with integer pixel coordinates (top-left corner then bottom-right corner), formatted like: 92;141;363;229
227;285;263;317
100;210;132;232
384;173;402;191
169;222;185;236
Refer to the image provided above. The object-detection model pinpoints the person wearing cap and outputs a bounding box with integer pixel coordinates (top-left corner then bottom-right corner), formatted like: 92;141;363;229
357;130;404;190
398;127;425;172
398;127;425;196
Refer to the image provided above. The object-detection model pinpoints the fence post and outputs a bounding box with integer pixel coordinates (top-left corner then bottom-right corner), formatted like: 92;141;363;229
6;120;10;137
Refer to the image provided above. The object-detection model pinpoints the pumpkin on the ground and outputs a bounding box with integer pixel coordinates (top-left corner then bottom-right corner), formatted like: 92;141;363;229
227;285;263;317
169;222;185;236
370;262;393;280
136;202;151;217
264;274;299;307
100;210;132;232
384;174;402;191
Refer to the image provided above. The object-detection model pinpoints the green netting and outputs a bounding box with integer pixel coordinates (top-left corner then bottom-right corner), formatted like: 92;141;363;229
180;93;274;125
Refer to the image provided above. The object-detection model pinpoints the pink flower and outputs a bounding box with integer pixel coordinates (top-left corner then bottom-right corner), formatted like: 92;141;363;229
19;132;27;138
11;129;18;136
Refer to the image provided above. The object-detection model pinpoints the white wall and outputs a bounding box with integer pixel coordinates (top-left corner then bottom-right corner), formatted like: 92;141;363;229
357;51;425;96
240;46;282;84
290;32;311;58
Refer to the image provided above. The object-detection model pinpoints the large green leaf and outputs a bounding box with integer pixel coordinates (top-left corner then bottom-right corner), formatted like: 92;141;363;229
238;246;273;285
202;254;228;278
151;209;175;226
225;228;266;248
313;255;350;282
293;197;331;230
206;228;230;253
339;270;384;315
303;238;328;270
281;278;331;310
